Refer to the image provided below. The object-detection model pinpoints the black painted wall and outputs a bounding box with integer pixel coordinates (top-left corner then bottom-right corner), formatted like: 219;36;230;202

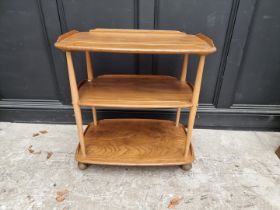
0;0;279;130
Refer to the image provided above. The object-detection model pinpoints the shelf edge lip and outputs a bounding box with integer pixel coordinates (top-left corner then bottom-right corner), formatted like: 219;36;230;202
90;28;185;34
54;45;216;54
97;74;176;80
77;102;192;109
196;33;217;53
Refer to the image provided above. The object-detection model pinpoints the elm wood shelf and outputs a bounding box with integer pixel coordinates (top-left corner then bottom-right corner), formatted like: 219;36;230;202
78;75;193;108
55;28;216;54
76;119;194;165
55;28;216;171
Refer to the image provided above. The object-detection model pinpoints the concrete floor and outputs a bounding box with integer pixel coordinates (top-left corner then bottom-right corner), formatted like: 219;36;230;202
0;122;279;210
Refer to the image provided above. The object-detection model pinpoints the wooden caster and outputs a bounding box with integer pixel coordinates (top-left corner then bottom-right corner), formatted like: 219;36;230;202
78;162;88;170
180;163;192;171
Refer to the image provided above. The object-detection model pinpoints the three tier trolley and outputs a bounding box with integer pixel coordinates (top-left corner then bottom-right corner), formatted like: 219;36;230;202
55;28;216;171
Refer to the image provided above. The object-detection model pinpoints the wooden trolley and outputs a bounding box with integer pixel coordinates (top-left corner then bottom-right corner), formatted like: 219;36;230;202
55;28;216;170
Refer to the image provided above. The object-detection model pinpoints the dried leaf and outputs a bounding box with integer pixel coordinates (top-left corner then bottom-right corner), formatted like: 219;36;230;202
56;196;65;202
168;196;183;209
32;133;40;137
28;145;34;153
57;190;68;196
39;130;48;134
275;146;280;159
27;145;41;154
56;190;69;202
46;152;53;159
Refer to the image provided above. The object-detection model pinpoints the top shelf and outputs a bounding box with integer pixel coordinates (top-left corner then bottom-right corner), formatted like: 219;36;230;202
55;28;216;54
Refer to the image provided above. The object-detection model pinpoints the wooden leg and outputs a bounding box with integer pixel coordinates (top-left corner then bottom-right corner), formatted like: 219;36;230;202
176;108;181;127
85;51;94;80
92;107;97;126
184;56;206;159
73;104;86;157
180;54;189;82
184;105;198;159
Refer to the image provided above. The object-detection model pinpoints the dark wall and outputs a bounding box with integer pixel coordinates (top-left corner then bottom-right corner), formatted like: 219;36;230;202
0;0;280;130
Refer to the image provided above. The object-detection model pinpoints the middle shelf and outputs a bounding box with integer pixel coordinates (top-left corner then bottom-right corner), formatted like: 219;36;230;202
78;75;193;108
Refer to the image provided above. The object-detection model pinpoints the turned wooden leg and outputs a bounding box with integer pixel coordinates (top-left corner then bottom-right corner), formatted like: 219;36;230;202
73;104;86;157
184;56;206;160
180;163;192;171
176;108;181;127
92;107;98;126
78;162;88;170
66;52;86;157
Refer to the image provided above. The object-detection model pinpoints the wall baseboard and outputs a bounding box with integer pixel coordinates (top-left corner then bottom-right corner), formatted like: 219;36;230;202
0;100;279;131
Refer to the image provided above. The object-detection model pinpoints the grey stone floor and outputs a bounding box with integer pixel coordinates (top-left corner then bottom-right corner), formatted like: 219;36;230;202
0;122;280;210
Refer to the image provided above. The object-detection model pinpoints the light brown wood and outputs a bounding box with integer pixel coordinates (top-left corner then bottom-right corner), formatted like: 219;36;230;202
55;28;216;169
55;28;216;54
184;56;206;159
65;51;86;157
73;104;86;157
176;108;181;127
92;107;97;126
78;75;193;108
196;33;215;48
176;54;189;126
76;119;194;165
180;54;189;82
65;52;79;103
85;51;94;80
90;28;184;34
85;51;98;125
57;30;79;42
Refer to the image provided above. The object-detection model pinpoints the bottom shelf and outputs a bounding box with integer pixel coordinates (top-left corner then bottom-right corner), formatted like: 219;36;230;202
76;119;195;166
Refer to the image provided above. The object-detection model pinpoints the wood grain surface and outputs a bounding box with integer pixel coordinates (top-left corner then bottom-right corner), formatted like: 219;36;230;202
76;119;194;165
55;28;216;54
78;75;193;108
58;28;216;167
